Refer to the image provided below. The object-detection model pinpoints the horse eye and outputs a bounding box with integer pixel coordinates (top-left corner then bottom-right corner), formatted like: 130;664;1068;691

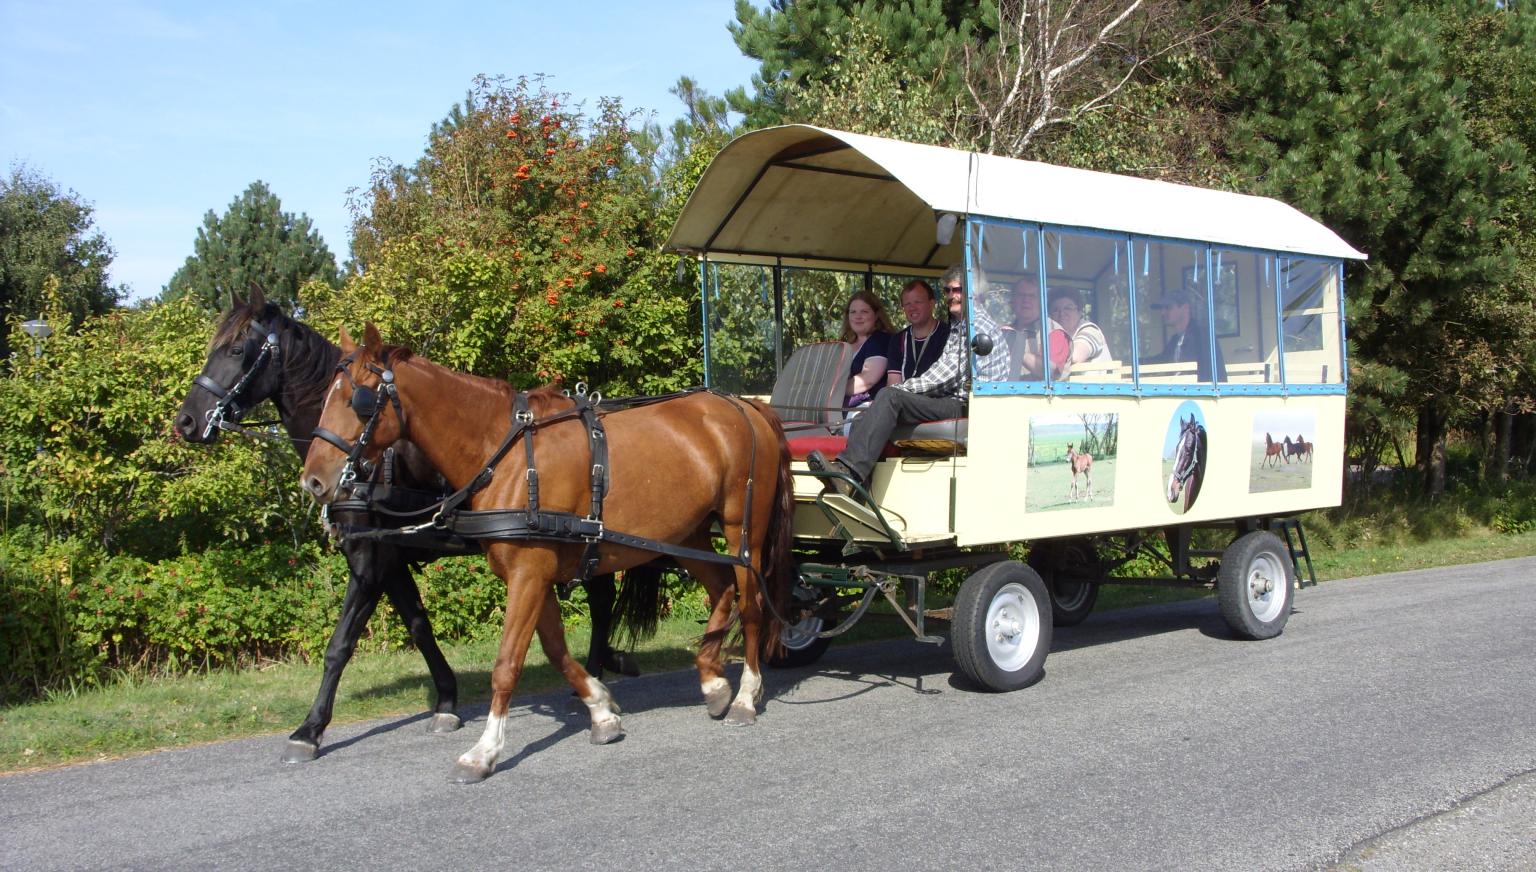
230;346;245;356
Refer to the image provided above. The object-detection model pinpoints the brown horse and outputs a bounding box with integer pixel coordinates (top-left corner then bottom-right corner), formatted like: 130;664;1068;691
301;326;793;782
1066;443;1094;501
1263;432;1285;468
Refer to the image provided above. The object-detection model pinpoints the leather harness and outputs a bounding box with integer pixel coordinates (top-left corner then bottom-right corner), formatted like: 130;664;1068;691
322;375;758;590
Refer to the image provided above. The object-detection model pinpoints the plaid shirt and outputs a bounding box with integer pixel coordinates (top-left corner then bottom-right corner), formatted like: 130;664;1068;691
895;307;1011;398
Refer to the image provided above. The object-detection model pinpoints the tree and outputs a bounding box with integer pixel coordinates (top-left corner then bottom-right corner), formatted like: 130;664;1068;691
162;181;340;313
962;0;1247;162
727;0;988;129
0;165;123;357
310;75;699;395
1230;0;1532;496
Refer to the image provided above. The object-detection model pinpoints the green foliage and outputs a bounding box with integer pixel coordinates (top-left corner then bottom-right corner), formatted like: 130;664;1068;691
0;297;312;555
728;0;984;128
1231;0;1533;427
0;165;123;358
774;16;955;145
161;181;340;313
311;75;698;394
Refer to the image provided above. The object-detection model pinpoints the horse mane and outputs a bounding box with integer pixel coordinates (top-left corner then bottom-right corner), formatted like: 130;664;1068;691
524;384;577;417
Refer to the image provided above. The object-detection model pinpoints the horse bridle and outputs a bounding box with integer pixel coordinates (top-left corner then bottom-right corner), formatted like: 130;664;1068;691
1172;424;1201;486
312;353;407;491
190;324;282;440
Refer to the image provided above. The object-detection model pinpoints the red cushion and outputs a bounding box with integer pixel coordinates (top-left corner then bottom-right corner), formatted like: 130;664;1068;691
787;435;900;461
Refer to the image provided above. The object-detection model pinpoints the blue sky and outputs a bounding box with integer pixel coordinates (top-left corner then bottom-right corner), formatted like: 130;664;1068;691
0;1;761;302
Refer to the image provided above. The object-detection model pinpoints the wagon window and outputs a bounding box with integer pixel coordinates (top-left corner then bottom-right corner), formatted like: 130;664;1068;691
1044;230;1130;384
1279;258;1343;384
704;262;777;395
1213;248;1281;385
781;267;873;357
1132;238;1218;383
972;221;1042;384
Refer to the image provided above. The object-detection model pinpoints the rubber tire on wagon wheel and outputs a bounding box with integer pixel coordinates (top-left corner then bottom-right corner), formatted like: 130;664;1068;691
1027;540;1101;627
951;561;1053;692
1217;530;1295;639
766;609;835;669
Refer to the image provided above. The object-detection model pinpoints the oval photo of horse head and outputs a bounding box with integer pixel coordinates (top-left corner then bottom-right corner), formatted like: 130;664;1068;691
1162;401;1208;515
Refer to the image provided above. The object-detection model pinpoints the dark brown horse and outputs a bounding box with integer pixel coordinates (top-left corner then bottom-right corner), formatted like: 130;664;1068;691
301;325;793;782
173;291;653;763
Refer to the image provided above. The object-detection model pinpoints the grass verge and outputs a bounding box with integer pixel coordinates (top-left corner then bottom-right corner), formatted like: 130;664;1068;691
5;527;1535;774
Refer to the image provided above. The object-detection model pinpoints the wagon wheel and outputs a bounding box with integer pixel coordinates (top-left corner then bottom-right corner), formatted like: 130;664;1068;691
1027;539;1102;627
766;582;837;669
1216;531;1294;639
951;561;1052;692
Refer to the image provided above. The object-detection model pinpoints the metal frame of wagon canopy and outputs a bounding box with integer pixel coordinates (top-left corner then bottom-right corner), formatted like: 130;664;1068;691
669;126;1365;401
667;125;1370;690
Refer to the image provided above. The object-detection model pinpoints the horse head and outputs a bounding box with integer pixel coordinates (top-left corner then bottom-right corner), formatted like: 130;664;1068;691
176;286;289;443
301;324;413;503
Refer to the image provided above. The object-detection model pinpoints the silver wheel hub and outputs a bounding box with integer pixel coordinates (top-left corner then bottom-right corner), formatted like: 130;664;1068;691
985;582;1041;671
1246;552;1286;623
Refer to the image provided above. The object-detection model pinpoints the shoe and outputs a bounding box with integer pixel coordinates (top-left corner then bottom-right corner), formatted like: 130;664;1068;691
805;450;857;498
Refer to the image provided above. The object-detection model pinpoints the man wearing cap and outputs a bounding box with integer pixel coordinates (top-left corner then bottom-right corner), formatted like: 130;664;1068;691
1144;288;1226;381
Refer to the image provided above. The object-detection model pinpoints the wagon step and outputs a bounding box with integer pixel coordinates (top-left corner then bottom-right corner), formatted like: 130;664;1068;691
1267;517;1318;588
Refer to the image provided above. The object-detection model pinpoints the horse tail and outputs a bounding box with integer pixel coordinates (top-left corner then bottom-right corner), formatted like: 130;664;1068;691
743;397;795;661
610;562;667;649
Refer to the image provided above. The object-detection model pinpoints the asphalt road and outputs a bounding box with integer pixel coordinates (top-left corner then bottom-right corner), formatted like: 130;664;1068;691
3;558;1534;871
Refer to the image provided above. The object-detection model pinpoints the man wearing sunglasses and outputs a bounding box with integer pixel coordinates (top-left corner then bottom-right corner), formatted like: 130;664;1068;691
807;264;1010;498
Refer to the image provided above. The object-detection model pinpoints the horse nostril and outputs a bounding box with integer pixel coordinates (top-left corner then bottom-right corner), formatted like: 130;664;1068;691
175;413;194;436
303;476;325;498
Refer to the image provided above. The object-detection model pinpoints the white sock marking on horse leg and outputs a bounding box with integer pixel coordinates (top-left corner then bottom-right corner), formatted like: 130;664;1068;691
702;675;731;715
457;712;507;771
582;676;622;729
735;665;763;710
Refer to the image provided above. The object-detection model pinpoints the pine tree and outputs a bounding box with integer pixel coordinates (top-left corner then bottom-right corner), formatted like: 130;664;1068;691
1231;0;1531;495
162;181;340;312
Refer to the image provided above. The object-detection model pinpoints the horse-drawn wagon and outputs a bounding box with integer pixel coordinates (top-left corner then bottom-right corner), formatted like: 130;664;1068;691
667;125;1365;691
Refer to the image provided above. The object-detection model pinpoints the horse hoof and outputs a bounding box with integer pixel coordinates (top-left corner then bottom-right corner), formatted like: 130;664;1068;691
426;713;462;734
706;697;731;719
723;703;757;727
605;651;641;678
280;740;319;763
449;761;492;784
590;721;626;745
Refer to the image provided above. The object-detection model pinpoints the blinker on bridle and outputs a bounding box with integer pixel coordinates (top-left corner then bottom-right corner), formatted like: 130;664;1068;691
191;327;281;439
312;354;406;491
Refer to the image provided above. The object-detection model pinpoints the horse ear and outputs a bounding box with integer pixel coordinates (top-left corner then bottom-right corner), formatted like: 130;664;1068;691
339;326;357;353
363;322;383;351
248;284;266;309
232;292;246;309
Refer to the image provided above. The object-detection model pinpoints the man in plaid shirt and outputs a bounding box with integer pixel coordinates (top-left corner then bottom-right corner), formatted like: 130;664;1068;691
808;264;1011;496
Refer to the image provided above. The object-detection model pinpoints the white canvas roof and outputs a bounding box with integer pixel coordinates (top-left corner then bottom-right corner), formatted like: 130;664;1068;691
665;125;1366;270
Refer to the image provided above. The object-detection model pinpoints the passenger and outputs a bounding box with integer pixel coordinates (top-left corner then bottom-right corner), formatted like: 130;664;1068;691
840;290;895;409
1004;277;1069;380
1143;288;1227;381
807;265;1009;497
886;279;951;387
1048;287;1113;377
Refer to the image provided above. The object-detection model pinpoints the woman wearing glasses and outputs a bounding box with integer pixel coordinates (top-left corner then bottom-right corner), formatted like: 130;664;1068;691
1048;287;1113;377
